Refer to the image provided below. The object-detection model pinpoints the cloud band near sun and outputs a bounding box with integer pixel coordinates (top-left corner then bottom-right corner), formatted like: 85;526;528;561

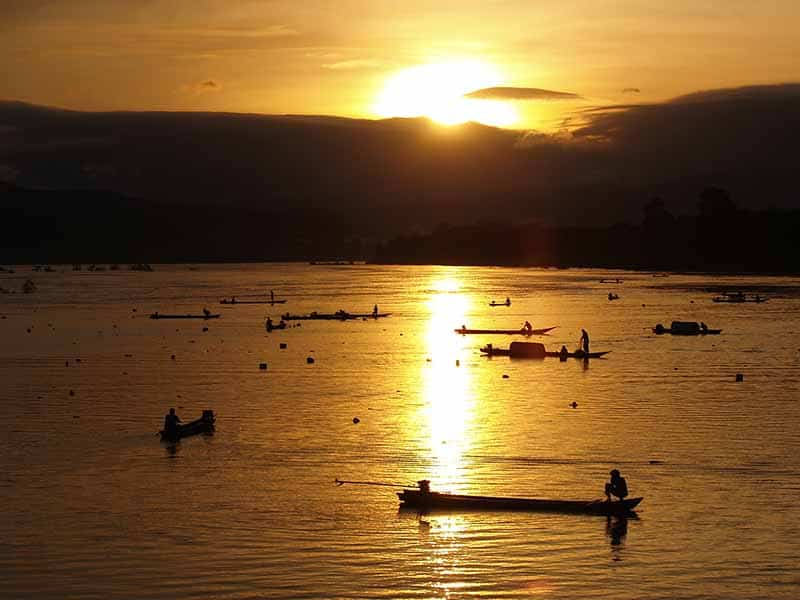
464;86;582;101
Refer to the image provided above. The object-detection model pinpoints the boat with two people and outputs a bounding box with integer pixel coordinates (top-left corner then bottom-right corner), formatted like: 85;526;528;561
480;341;610;359
653;321;721;335
489;297;511;307
608;292;620;301
265;317;287;332
160;409;216;442
150;310;220;320
336;479;641;516
282;310;391;321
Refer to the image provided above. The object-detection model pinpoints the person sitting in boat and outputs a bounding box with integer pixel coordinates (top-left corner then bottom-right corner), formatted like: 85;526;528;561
559;345;569;358
203;307;211;317
266;317;274;331
700;322;708;333
505;297;511;306
523;321;533;332
605;469;628;501
580;329;590;354
417;479;431;496
163;408;181;439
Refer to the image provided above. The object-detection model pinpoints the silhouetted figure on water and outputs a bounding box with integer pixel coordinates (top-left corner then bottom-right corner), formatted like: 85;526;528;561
605;469;628;501
523;321;533;332
203;307;211;317
163;408;181;441
373;304;378;317
580;329;590;354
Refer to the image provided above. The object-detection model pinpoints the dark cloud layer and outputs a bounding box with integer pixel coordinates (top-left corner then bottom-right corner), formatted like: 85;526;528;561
464;86;583;101
2;84;799;233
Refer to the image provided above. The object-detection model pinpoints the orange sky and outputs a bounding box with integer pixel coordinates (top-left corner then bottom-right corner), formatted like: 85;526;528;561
2;1;799;129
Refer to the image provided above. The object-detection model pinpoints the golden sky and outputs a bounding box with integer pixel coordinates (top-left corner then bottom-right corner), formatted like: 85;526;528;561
2;1;799;129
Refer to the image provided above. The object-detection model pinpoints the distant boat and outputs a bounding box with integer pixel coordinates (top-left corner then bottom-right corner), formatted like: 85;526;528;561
608;293;620;301
150;312;220;320
454;326;556;336
653;321;721;335
398;489;641;515
600;278;624;283
160;410;215;442
282;311;391;321
711;293;767;303
265;319;287;332
220;298;287;305
480;341;609;359
489;298;511;307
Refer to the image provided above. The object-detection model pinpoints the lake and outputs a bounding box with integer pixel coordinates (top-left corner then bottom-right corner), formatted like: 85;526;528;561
2;264;799;599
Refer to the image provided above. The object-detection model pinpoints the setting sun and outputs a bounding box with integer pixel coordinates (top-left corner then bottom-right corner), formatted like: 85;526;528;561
373;60;519;127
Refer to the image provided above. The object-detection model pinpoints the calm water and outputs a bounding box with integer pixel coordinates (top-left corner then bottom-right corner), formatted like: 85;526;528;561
2;264;800;599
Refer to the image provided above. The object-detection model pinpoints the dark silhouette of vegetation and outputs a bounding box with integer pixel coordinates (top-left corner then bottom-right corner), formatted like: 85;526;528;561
374;188;800;273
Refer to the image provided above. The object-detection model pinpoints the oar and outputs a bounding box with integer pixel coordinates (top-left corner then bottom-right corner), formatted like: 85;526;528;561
335;478;414;488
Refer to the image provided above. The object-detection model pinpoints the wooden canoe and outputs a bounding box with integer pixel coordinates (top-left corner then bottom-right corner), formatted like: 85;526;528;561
282;312;391;321
480;342;609;359
398;489;642;515
150;313;220;320
454;326;556;336
220;299;287;305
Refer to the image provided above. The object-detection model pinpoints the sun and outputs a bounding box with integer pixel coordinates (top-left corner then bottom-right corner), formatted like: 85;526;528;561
373;60;519;127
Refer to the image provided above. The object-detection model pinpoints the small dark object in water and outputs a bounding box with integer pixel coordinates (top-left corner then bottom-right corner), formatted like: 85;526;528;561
171;354;176;360
69;390;75;396
649;460;663;464
570;401;578;408
280;343;287;349
27;328;31;333
259;363;267;370
202;327;208;332
76;358;81;363
73;415;79;419
307;356;315;364
65;361;69;367
353;417;360;424
455;359;460;366
736;373;744;382
502;374;509;379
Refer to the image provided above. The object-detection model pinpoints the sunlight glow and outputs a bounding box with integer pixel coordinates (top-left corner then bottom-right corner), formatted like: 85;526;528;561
422;279;473;489
374;60;519;127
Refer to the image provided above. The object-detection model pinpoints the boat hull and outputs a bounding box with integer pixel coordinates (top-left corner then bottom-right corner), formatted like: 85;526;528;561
220;299;287;305
398;490;642;515
455;327;556;336
160;411;216;442
282;312;391;321
150;313;220;320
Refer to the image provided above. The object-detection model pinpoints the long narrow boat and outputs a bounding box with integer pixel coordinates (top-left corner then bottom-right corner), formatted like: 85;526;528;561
488;301;511;307
282;312;391;321
454;326;556;336
150;313;220;320
653;322;721;335
398;489;642;515
220;299;287;305
160;410;216;442
711;296;767;303
480;341;609;359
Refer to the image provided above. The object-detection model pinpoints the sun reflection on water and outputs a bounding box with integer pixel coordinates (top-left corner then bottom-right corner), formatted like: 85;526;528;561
422;277;474;492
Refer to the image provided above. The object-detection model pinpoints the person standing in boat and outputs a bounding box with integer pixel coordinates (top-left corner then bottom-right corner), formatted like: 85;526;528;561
266;317;274;332
505;297;511;306
580;329;590;354
523;321;533;332
605;469;628;501
373;304;378;317
270;290;275;303
163;408;181;440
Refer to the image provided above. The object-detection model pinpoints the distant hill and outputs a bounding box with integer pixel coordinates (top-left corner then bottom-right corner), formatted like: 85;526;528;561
2;84;800;261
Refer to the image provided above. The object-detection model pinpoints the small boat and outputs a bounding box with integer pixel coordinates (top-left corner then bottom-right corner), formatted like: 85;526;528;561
480;341;610;359
398;489;642;515
653;321;721;335
160;410;216;442
220;298;287;305
149;312;220;320
608;293;620;301
489;300;511;307
265;319;287;332
600;278;624;283
711;294;767;303
454;326;556;336
282;311;391;321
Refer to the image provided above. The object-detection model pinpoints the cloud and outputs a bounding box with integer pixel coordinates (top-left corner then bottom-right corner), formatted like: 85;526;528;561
622;87;641;94
464;87;582;101
323;58;381;70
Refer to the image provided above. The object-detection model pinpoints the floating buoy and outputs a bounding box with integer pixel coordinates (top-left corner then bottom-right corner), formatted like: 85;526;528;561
307;356;315;364
735;373;744;382
570;401;578;408
259;363;267;370
280;343;287;349
352;417;360;424
502;374;509;379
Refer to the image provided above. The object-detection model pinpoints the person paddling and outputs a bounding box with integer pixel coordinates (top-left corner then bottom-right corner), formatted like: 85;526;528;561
605;469;628;501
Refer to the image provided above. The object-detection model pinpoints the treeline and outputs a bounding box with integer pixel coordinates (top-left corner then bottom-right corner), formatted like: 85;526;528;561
1;184;363;263
373;189;800;273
